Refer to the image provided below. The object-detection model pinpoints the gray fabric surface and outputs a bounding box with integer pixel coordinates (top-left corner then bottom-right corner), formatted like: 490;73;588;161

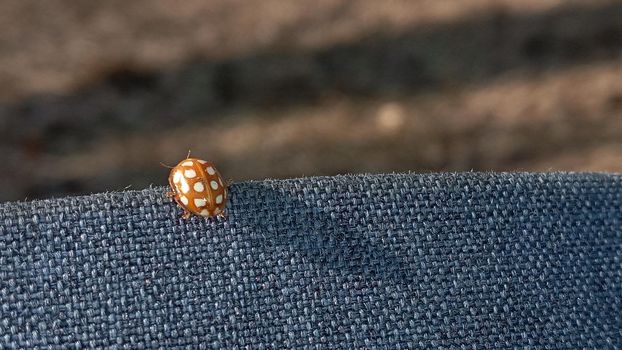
0;173;621;349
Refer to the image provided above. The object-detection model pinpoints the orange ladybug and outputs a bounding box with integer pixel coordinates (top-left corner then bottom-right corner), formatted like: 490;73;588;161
167;157;227;219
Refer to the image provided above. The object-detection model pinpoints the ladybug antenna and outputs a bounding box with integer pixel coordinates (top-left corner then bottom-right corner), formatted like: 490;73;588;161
159;162;174;169
186;149;192;159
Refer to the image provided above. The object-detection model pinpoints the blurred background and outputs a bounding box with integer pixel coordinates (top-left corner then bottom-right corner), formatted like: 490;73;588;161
0;0;621;202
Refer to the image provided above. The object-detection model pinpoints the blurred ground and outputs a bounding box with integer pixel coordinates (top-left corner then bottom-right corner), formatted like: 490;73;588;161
0;0;621;201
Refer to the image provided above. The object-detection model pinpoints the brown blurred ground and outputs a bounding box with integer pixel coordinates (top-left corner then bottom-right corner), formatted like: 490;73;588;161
0;0;621;201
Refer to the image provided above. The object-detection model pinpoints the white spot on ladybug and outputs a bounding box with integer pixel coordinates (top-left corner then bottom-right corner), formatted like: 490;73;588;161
181;161;194;167
184;169;197;178
206;167;216;175
210;180;219;190
180;196;189;205
198;160;207;164
181;181;190;193
215;194;223;204
193;182;205;192
173;171;182;183
200;209;209;216
194;198;207;207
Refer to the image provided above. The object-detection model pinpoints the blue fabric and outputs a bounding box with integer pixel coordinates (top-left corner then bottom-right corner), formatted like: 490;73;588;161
0;173;620;348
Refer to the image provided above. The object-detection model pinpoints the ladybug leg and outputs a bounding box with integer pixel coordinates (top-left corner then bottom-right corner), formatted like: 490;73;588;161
217;211;227;219
165;191;176;198
181;211;192;219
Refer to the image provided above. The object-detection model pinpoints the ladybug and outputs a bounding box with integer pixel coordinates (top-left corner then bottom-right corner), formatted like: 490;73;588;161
167;157;228;219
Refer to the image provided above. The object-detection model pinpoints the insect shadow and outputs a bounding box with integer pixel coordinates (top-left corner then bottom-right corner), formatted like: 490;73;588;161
232;180;414;285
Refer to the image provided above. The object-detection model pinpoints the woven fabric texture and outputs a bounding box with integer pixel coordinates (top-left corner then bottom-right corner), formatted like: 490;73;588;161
0;173;621;349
